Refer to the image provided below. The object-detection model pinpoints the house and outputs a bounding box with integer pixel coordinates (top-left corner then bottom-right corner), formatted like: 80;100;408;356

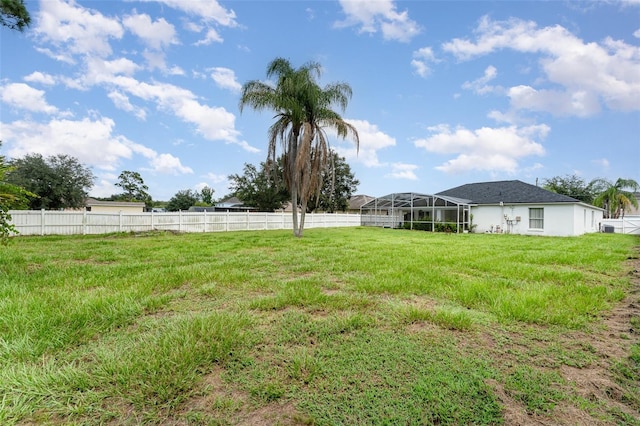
85;198;145;213
360;180;604;236
436;180;603;236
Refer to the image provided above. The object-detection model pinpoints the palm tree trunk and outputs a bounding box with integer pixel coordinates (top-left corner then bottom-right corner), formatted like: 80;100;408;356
289;129;301;237
291;184;300;237
299;199;307;237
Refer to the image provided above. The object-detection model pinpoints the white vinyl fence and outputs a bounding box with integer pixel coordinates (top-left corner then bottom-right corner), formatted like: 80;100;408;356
601;217;640;235
8;210;362;236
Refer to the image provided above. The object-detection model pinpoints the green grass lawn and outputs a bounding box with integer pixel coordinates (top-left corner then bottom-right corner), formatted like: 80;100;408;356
1;228;638;425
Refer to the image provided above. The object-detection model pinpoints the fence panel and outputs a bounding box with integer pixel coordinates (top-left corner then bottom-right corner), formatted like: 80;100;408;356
9;210;363;236
601;217;640;235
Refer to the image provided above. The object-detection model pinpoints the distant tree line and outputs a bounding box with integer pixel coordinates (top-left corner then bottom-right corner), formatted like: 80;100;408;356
543;174;639;219
227;151;358;213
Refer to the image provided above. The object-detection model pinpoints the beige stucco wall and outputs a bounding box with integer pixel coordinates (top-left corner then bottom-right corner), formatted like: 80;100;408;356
87;204;144;213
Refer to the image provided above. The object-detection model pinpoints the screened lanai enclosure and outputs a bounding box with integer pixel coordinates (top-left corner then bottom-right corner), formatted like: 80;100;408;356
360;193;473;233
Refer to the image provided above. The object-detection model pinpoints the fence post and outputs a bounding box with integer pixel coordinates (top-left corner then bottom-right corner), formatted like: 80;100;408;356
204;210;207;233
151;210;154;230
41;209;45;236
179;210;182;232
83;209;87;235
226;210;229;232
119;210;123;232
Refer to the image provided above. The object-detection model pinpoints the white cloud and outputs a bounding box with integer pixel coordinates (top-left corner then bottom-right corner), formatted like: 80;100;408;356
83;57;141;87
462;65;501;95
233;140;261;154
91;175;119;198
184;21;203;32
210;67;241;92
1;117;134;170
52;52;251;152
101;76;255;151
129;50;183;75
1;116;194;176
194;182;209;192
414;124;548;174
142;50;169;72
194;29;224;46
34;47;75;64
335;0;421;42
167;66;185;76
507;85;601;117
634;28;640;38
23;71;56;86
145;153;193;175
136;0;238;27
203;172;228;184
442;16;640;115
36;0;123;58
385;163;418;180
333;119;396;167
107;91;147;120
592;158;610;169
123;13;178;50
411;47;436;77
0;83;58;114
487;109;525;125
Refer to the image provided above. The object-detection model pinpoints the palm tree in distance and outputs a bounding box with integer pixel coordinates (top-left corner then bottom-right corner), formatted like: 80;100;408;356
239;57;359;237
593;178;639;219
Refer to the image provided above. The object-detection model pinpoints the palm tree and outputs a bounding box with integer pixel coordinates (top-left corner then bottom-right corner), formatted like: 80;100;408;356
593;178;640;219
239;58;359;237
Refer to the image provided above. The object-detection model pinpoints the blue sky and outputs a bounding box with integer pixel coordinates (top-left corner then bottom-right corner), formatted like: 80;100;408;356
1;0;639;201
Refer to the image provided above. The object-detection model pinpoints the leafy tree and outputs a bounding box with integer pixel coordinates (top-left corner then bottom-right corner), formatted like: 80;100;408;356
113;170;152;208
542;174;599;204
1;0;30;31
0;142;35;244
239;57;359;237
6;153;95;210
308;151;359;213
228;161;289;212
200;186;215;205
592;178;639;219
166;189;200;212
115;171;149;201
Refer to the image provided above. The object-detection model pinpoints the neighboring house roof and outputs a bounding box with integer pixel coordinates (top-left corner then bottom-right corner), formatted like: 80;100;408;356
349;194;375;210
436;180;580;205
85;198;145;208
216;196;244;208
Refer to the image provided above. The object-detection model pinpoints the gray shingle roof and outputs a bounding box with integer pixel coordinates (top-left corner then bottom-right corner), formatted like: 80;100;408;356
436;180;580;205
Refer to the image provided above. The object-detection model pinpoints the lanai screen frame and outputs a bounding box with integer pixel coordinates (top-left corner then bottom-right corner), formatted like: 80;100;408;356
359;192;473;233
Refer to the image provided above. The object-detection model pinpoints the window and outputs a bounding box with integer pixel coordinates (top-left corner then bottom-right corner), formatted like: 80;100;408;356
529;208;544;229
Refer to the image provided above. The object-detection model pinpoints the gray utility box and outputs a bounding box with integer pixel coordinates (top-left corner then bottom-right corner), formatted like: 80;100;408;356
602;225;615;233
